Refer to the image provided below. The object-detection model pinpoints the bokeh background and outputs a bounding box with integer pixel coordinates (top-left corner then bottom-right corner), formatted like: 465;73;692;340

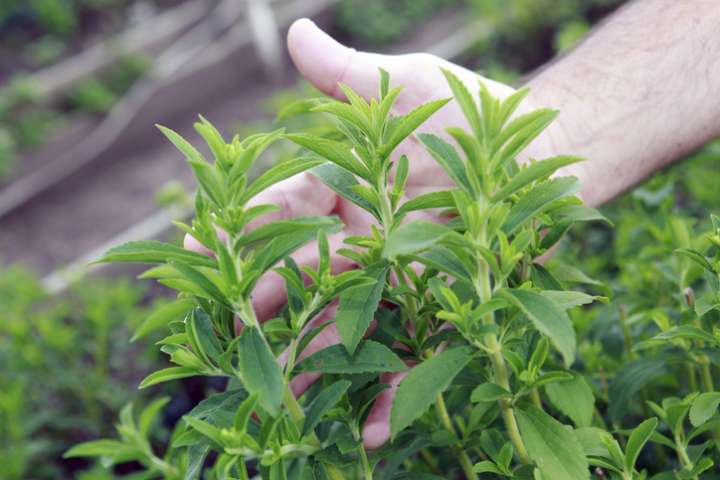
2;0;719;478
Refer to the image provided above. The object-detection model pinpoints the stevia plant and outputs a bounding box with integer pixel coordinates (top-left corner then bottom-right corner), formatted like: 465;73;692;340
65;69;720;479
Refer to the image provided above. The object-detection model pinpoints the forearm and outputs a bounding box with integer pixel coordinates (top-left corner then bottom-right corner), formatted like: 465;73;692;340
527;0;720;207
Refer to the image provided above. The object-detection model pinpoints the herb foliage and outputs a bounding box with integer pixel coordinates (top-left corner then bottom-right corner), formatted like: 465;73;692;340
67;69;720;479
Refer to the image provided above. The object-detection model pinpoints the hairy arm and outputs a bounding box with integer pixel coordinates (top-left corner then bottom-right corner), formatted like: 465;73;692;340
530;0;720;206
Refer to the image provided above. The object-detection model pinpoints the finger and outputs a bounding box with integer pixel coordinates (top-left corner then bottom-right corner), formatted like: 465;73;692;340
361;371;408;449
287;18;390;100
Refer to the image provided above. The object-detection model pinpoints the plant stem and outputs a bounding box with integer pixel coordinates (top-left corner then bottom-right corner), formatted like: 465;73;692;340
285;337;299;381
674;432;698;480
420;448;442;474
283;384;304;423
377;178;395;236
618;304;634;360
435;393;477;480
701;360;715;392
687;363;698;393
358;444;374;480
530;388;542;409
475;259;531;465
326;465;348;480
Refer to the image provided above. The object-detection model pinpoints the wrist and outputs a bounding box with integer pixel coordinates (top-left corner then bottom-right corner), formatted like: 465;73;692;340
522;76;599;206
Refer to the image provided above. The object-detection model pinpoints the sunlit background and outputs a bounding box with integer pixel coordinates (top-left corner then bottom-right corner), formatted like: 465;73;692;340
4;0;720;478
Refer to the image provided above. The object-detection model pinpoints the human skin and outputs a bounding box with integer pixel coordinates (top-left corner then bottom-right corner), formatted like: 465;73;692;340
185;0;720;448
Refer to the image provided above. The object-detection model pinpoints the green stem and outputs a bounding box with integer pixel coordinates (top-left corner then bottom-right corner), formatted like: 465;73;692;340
326;465;348;480
530;388;542;409
239;299;260;328
476;259;531;465
358;444;373;480
701;360;715;392
675;435;697;480
420;448;442;474
283;384;304;423
377;179;395;236
435;394;477;480
618;304;634;360
285;338;299;381
687;363;698;393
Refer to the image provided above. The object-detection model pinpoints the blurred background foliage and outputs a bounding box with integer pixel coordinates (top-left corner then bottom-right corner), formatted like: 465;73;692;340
3;0;720;478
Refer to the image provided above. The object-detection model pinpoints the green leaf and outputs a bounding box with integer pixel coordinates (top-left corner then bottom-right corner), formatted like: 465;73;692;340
396;190;456;217
248;227;336;284
184;416;224;446
498;87;530;128
608;355;675;421
502;177;581;234
382;98;451;156
235;216;343;249
417;133;472;192
133;298;194;341
493;156;583;202
539;290;596;310
550;204;611;224
471;383;512;403
516;406;589;480
139;366;198;388
234;394;259;431
690;392;720;427
296;340;407;374
303;380;352;436
187;389;248;426
383;221;456;258
575;427;615;460
241;156;325;202
313;102;371;134
237;326;284;416
157;125;205;165
336;262;389;354
545;373;594;427
493;109;558;165
499;288;576;368
472;461;505;475
139;397;170;437
379;68;390;98
441;68;482;139
97;240;217;268
64;439;130;459
276;97;330;120
390;347;473;438
170;262;229;307
414;246;472;281
187;308;223;365
287;134;369;178
675;248;713;272
310;163;377;214
185;444;211;480
625;417;657;473
633;325;718;351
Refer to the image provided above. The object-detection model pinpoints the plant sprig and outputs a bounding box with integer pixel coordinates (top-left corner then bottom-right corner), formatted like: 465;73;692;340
67;69;720;480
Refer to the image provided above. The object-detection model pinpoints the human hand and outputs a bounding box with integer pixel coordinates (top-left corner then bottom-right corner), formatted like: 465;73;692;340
185;18;560;449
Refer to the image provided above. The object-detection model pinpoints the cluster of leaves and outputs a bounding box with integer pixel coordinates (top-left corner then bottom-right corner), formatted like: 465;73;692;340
68;67;720;479
335;0;458;46
0;264;179;480
466;0;625;74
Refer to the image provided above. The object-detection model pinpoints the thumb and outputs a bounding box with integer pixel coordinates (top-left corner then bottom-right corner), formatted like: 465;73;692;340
287;18;391;100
